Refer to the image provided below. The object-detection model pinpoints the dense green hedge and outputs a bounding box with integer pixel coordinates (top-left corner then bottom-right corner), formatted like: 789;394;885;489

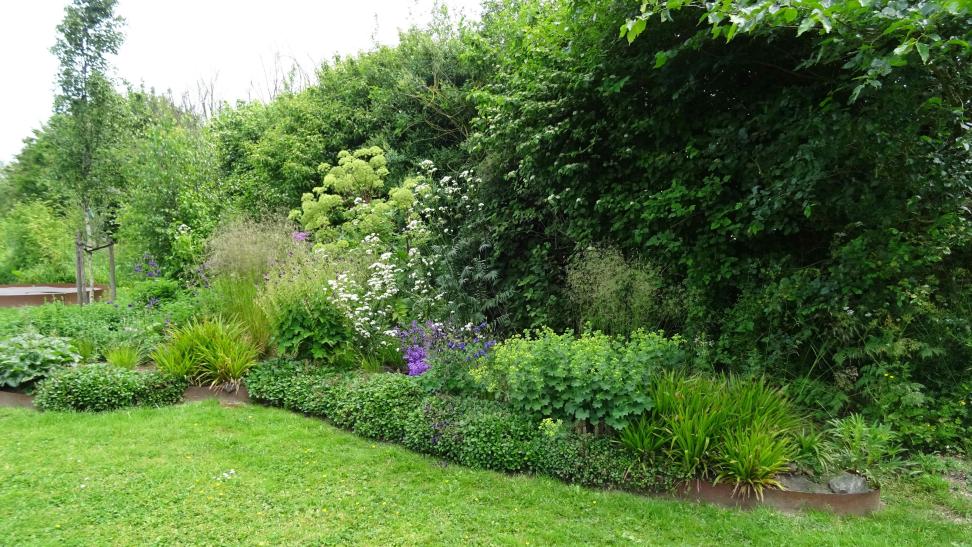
245;360;679;491
34;364;187;412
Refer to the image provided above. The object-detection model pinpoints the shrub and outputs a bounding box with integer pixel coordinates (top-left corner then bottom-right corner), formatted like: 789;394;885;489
151;318;259;390
479;329;686;429
329;373;424;442
244;362;684;492
260;264;353;365
826;414;902;485
34;363;186;412
0;332;80;388
104;344;142;369
129;278;184;307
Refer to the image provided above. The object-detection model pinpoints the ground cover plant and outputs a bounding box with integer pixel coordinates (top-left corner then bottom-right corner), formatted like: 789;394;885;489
33;364;186;412
0;403;969;545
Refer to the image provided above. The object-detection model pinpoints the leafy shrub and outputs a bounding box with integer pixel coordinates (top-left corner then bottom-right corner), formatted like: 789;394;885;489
260;265;353;364
479;329;686;429
34;363;186;412
129;278;183;307
104;344;142;369
329;373;424;442
0;332;80;388
244;362;683;492
151;318;259;390
826;414;902;485
18;298;191;361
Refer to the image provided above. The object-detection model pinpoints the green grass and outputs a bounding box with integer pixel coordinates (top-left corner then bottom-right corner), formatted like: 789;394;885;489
0;403;969;545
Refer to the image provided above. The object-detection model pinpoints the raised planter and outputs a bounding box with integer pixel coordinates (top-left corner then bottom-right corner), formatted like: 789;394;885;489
676;479;881;516
0;284;105;307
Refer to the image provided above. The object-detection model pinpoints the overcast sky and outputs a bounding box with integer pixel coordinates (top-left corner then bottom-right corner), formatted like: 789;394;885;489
0;0;482;165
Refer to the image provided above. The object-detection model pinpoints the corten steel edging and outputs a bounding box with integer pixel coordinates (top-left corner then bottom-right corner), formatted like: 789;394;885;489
676;479;881;516
0;284;105;307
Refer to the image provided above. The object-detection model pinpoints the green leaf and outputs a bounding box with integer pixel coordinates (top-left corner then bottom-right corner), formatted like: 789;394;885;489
654;51;669;69
915;42;930;64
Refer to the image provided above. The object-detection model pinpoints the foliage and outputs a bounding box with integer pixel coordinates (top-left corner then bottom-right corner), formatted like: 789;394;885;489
827;414;902;485
259;259;354;364
714;428;795;500
151;317;258;390
648;373;804;480
566;246;679;335
33;363;185;412
0;332;80;388
0;201;76;284
211;23;478;214
18;297;192;361
202;217;299;282
393;320;495;394
129;277;183;307
244;362;681;490
199;277;272;355
104;344;142;369
115;95;222;277
478;329;686;429
468;0;972;452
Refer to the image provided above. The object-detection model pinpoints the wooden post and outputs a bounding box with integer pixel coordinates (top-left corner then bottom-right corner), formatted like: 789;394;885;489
108;240;117;303
75;232;85;306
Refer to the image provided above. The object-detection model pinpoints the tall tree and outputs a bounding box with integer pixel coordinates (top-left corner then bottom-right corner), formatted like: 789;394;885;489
50;0;125;240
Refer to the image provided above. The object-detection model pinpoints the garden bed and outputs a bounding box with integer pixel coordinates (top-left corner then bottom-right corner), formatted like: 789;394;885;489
676;479;881;516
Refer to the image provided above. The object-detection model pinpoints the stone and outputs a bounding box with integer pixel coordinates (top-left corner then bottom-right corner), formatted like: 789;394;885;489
828;472;871;494
778;473;831;494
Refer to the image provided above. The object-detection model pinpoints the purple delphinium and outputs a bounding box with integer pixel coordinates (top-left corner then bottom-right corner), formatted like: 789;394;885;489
404;345;430;376
393;320;496;377
292;231;310;243
135;253;162;279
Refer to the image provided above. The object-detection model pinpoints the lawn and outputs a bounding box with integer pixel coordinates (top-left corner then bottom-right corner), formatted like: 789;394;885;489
0;402;969;545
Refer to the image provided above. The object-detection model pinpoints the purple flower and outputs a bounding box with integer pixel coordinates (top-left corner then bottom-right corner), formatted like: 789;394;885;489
292;231;310;242
405;345;430;376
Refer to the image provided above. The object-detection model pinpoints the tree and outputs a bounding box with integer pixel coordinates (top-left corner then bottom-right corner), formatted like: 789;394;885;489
50;0;125;298
50;0;125;239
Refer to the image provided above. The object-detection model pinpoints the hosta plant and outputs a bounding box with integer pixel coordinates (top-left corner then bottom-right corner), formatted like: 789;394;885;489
0;332;80;388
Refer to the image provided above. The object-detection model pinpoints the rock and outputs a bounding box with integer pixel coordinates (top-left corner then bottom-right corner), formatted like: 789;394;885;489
828;472;871;494
778;473;831;494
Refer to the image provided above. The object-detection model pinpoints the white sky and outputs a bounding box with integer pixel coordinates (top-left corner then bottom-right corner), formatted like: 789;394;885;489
0;0;482;165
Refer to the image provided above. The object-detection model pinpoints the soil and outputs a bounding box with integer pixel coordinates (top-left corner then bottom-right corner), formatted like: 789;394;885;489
0;389;35;408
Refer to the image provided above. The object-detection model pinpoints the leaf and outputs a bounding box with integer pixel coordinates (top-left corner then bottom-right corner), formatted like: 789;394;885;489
627;18;647;44
797;17;816;36
654;51;669;69
915;42;930;64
